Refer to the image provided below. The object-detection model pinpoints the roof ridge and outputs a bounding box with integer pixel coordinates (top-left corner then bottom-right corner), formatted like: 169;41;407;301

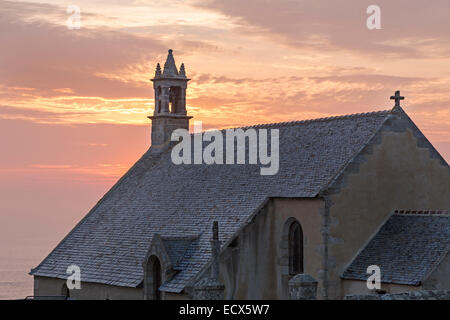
230;109;391;131
394;209;449;215
190;109;391;135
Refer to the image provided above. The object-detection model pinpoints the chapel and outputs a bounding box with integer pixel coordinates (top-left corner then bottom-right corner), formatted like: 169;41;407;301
30;50;450;300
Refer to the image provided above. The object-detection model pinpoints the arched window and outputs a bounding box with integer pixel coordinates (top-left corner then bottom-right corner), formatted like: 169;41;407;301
288;221;303;275
61;283;70;298
152;258;162;300
169;86;181;113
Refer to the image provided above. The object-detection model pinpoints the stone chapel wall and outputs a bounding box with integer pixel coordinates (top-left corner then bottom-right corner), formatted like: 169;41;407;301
218;198;323;299
33;276;142;300
324;119;450;299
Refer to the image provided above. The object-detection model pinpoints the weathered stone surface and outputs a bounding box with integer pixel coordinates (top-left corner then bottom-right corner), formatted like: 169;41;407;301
345;290;450;300
193;277;225;300
289;274;318;300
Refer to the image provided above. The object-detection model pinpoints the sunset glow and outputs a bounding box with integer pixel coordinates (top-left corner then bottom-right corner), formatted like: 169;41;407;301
1;0;450;298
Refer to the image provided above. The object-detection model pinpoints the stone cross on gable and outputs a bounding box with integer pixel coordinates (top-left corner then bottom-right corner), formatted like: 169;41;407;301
390;90;405;107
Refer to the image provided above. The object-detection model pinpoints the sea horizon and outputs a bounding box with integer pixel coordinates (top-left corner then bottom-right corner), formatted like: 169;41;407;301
0;228;70;299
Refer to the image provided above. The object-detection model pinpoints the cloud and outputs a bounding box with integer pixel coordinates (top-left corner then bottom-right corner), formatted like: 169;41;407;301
0;1;166;99
0;105;96;123
0;0;221;101
187;71;450;138
30;164;74;169
192;0;450;59
1;0;448;154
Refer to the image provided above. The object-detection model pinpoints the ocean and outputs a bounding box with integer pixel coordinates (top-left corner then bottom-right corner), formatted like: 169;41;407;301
0;236;58;300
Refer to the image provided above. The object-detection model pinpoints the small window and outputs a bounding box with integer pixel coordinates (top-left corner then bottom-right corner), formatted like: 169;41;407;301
288;221;304;275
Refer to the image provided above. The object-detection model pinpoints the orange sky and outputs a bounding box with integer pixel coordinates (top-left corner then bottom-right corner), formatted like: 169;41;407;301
0;0;449;253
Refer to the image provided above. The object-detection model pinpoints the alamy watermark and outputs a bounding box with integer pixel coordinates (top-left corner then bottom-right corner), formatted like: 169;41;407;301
366;5;381;30
366;265;381;290
66;5;81;30
66;264;81;290
171;121;279;176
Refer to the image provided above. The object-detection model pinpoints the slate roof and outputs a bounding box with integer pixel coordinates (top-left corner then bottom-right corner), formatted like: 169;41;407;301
31;109;394;292
342;210;450;286
161;236;198;270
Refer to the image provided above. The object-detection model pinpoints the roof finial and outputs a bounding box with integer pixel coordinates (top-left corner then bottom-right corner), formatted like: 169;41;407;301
163;49;178;76
155;63;161;77
390;90;405;109
179;63;186;77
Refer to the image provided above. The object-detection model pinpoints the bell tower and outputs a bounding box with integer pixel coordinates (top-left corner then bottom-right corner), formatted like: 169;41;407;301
149;49;192;150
